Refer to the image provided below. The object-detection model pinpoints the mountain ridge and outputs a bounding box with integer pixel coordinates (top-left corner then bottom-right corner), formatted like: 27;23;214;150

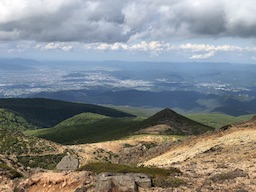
0;98;135;128
138;108;214;135
27;108;214;145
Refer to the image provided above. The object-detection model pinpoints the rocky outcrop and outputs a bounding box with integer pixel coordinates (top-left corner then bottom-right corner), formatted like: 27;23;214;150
95;172;152;192
15;171;96;192
116;142;173;165
56;155;79;170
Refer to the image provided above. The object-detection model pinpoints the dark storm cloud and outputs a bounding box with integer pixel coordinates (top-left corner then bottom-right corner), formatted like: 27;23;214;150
0;0;130;43
0;0;256;43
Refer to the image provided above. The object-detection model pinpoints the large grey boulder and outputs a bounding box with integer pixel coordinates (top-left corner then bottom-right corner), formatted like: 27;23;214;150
95;172;152;192
56;155;79;171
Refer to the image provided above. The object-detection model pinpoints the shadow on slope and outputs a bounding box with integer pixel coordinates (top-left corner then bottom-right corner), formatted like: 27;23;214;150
29;109;214;145
0;98;135;128
139;108;214;135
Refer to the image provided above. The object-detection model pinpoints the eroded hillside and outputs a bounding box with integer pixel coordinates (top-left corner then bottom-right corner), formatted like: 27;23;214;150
141;120;256;191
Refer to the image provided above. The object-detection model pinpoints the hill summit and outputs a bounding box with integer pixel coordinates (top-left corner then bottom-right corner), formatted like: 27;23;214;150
138;108;214;135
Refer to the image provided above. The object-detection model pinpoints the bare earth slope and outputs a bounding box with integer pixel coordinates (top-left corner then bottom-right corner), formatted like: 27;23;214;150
142;120;256;191
1;118;256;191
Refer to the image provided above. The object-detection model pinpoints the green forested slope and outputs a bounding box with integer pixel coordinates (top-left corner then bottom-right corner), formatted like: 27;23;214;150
0;108;36;130
185;113;254;128
0;98;135;128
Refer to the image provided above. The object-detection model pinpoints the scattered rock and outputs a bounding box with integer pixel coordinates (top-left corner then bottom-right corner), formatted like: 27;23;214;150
219;124;233;131
210;169;248;183
56;155;79;171
203;146;223;153
74;187;88;192
95;172;152;192
235;189;249;192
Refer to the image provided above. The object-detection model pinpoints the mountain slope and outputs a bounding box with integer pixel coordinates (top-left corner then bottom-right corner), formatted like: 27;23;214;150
184;113;247;129
141;119;256;191
28;108;213;145
0;98;135;128
137;108;214;135
0;108;37;130
27;117;141;144
0;128;68;170
54;112;110;128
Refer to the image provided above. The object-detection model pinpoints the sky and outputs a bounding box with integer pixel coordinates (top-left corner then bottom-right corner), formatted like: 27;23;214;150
1;0;256;63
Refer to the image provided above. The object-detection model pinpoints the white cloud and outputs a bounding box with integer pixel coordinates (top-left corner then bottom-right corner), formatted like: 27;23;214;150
0;0;256;43
189;51;215;59
179;43;242;52
81;41;256;60
2;39;256;62
83;41;256;54
37;42;73;51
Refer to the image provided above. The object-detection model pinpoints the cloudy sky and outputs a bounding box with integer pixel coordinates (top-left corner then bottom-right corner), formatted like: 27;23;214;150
1;0;256;63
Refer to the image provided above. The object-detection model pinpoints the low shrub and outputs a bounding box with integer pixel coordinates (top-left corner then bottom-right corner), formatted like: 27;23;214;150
79;162;181;177
79;163;185;188
153;176;186;188
17;153;65;169
0;163;23;179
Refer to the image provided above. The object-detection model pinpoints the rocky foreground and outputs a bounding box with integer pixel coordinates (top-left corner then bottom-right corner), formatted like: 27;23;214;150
1;119;256;191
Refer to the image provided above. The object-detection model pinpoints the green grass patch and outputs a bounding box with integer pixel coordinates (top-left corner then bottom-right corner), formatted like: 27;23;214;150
17;154;65;170
54;112;110;128
0;98;134;128
79;163;185;188
79;163;181;177
238;114;256;121
0;108;37;130
28;117;142;144
153;176;186;188
0;128;59;156
185;113;247;129
28;109;218;145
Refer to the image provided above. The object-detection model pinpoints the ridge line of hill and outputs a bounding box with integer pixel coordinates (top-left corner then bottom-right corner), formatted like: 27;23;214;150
0;98;135;128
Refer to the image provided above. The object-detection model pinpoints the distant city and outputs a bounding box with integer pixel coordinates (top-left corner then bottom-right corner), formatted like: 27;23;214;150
1;58;256;115
1;58;255;98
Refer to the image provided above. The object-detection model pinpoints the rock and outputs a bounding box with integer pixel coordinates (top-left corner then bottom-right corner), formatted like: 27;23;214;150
56;155;79;171
95;172;152;192
126;173;152;188
210;169;248;183
74;187;88;192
